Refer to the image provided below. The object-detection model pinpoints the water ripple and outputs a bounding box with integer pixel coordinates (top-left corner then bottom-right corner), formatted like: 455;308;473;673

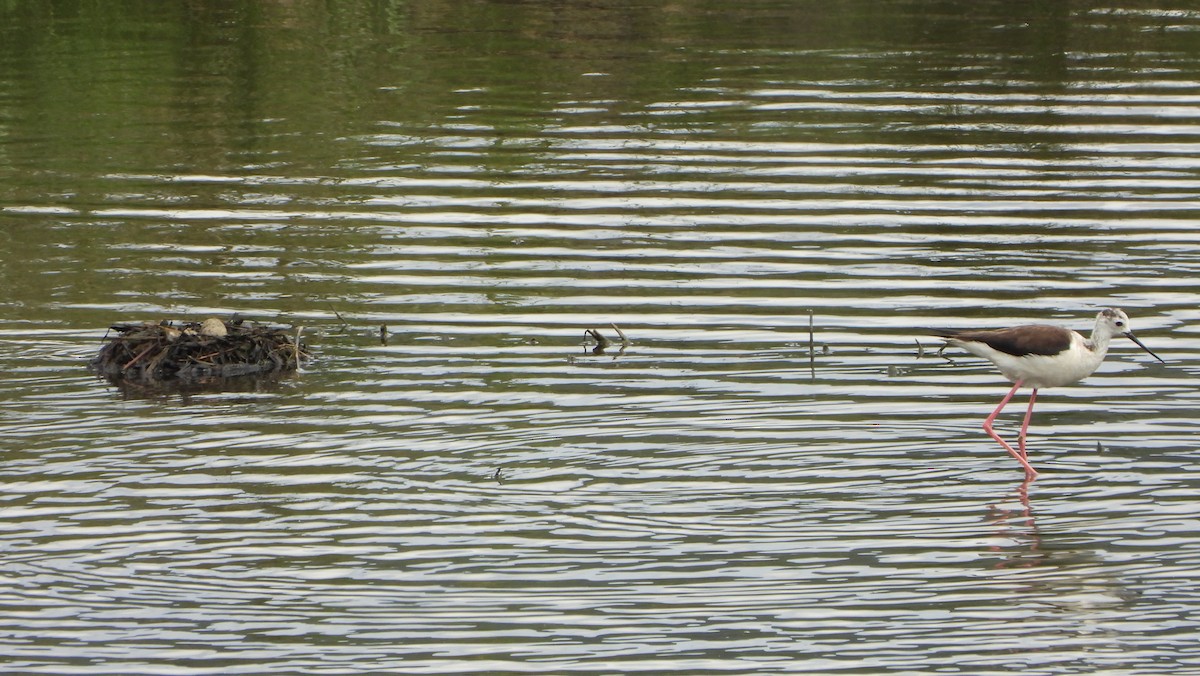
3;7;1200;673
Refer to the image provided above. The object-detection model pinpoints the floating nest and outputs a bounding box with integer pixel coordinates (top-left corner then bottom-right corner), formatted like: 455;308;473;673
91;318;310;384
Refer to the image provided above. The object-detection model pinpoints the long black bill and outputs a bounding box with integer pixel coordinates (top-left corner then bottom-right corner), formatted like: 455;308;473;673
1125;332;1165;363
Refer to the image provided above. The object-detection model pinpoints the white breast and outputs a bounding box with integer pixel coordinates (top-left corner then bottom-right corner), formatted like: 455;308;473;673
957;332;1107;389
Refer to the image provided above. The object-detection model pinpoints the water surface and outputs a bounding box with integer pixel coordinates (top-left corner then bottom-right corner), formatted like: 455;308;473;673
1;2;1200;674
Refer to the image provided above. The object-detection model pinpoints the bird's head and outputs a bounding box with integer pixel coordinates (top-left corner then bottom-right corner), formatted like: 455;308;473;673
1098;308;1164;363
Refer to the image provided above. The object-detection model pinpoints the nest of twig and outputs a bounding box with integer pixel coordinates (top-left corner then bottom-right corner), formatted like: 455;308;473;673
90;318;309;383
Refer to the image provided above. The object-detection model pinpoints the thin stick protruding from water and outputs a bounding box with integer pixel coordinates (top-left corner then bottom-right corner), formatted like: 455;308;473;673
294;327;305;369
610;323;629;346
808;310;815;377
328;304;349;331
584;328;610;349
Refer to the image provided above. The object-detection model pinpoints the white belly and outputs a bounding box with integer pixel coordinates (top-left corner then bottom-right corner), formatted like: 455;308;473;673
958;339;1106;389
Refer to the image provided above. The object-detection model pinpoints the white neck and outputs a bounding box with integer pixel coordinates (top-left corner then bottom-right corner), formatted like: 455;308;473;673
1087;319;1114;357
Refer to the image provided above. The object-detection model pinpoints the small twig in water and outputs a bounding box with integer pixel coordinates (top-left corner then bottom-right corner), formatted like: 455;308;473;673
808;310;816;376
328;304;349;331
584;328;610;349
935;343;956;364
610;323;629;346
294;327;305;369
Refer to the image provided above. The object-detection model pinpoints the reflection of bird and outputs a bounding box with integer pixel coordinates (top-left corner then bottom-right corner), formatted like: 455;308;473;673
931;308;1164;480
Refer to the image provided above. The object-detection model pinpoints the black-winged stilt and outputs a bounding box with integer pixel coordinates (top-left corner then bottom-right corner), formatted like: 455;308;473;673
931;308;1164;480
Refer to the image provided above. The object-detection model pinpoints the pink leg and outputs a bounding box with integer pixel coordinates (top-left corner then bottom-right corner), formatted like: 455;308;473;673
981;379;1039;479
1018;388;1038;459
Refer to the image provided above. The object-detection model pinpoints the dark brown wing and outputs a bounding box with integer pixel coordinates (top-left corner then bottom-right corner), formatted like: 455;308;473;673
930;324;1073;357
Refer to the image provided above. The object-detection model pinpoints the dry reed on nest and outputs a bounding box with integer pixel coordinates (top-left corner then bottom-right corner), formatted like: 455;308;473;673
91;318;309;383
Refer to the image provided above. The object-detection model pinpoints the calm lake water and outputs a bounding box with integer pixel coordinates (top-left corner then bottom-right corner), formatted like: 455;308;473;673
2;1;1200;674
